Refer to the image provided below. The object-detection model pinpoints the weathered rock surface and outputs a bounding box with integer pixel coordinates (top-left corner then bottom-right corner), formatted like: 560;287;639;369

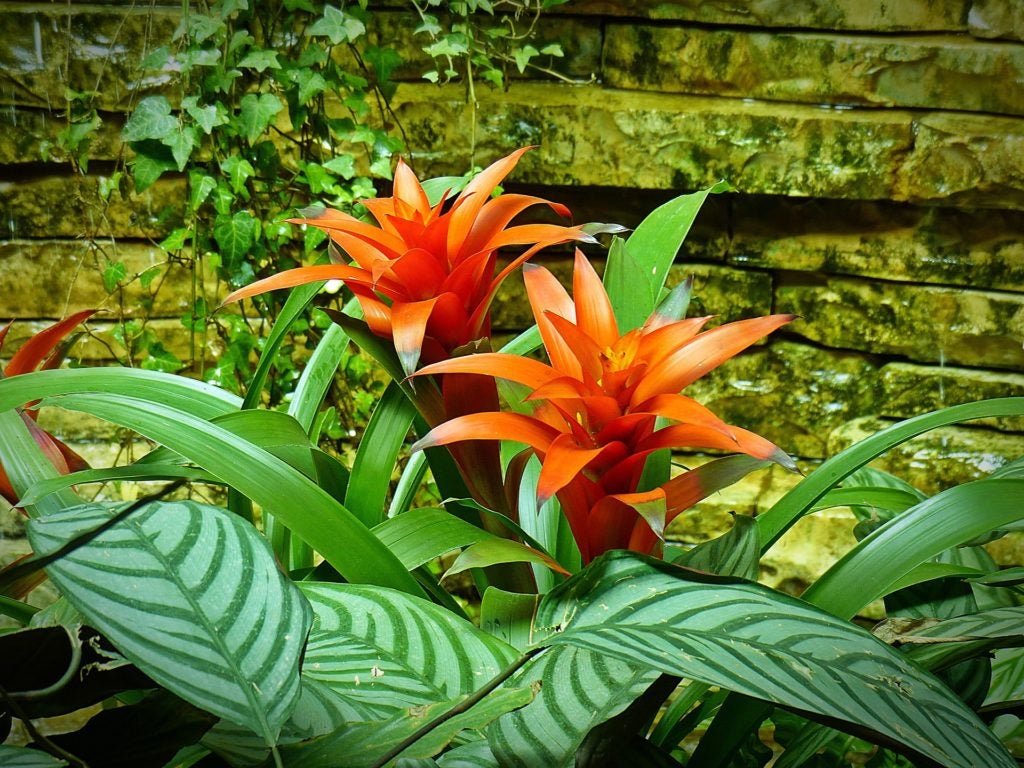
776;275;1024;369
0;6;178;112
561;0;974;33
878;362;1024;432
0;240;195;317
605;26;1024;115
0;173;183;238
728;198;1024;291
390;83;1024;209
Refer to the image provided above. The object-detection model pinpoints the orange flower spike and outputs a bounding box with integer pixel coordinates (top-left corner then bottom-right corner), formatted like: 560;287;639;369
224;147;589;379
414;252;797;562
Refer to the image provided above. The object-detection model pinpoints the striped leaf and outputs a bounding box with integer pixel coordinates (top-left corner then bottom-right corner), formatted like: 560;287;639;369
487;645;657;768
535;551;1014;768
300;583;519;718
26;500;312;745
0;747;67;767
280;687;534;768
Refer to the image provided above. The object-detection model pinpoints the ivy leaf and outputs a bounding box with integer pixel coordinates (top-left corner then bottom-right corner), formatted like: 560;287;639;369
122;96;176;142
214;211;258;275
159;228;190;252
292;69;329;105
238;93;283;144
176;14;225;44
307;6;365;45
161;125;200;170
102;261;127;293
141;342;184;373
128;140;177;192
322;155;356;180
513;45;538;73
219;155;256;196
188;171;217;211
181;96;226;135
141;45;170;70
139;267;163;289
238;49;280;72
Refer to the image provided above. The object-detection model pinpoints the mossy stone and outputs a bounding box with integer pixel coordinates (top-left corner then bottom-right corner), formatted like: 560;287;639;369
605;25;1024;116
776;274;1024;369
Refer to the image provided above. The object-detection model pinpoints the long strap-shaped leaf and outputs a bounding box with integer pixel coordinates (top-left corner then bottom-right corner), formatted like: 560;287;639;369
533;552;1015;768
26;500;311;745
604;182;730;332
0;382;422;596
804;479;1024;619
756;398;1024;551
346;381;417;527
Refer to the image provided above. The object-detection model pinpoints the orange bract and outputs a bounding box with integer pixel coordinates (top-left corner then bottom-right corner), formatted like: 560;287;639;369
413;251;796;563
223;147;590;377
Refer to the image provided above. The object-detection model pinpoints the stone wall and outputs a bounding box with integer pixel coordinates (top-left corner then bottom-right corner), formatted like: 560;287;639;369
1;1;1023;585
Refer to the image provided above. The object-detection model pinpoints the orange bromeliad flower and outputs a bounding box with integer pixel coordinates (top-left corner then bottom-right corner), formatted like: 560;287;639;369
412;251;796;563
224;147;590;381
0;310;94;506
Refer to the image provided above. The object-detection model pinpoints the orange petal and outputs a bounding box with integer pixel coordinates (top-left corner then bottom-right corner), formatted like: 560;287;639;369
411;412;560;454
392;157;431;216
382;247;447;301
291;212;409;258
463;193;572;256
632;314;795;405
221;265;366;306
637;423;795;470
5;309;97;377
537;433;605;504
631;393;735;437
415;353;559;390
571;250;619;349
636;316;711;369
392;298;440;376
522;264;581;379
545;313;604;382
447;147;531;260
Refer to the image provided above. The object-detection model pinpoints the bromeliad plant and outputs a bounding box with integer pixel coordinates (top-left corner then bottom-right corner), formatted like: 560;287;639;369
0;151;1022;768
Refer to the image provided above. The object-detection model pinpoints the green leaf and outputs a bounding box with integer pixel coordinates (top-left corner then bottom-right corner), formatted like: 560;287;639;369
159;227;190;252
288;323;349;435
292;68;330;105
443;539;568;579
480;588;539;652
299;583;519;718
0;409;80;516
237;92;282;144
604;182;730;332
345;381;416;527
804;479;1024;618
0;373;421;596
281;688;533;768
535;552;1015;768
102;260;127;292
27;500;311;745
213;211;258;271
21;464;216;506
671;511;760;580
322;154;356;180
181;96;226;134
372;507;491;570
238;49;280;71
306;5;366;44
129;139;178;191
757;398;1024;551
122;96;176;142
242;280;324;410
0;747;67;766
512;44;538;73
488;646;657;767
220;154;256;195
162;124;200;170
189;171;218;210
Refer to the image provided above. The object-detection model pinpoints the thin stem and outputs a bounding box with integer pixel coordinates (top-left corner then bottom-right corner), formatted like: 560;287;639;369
369;647;543;768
